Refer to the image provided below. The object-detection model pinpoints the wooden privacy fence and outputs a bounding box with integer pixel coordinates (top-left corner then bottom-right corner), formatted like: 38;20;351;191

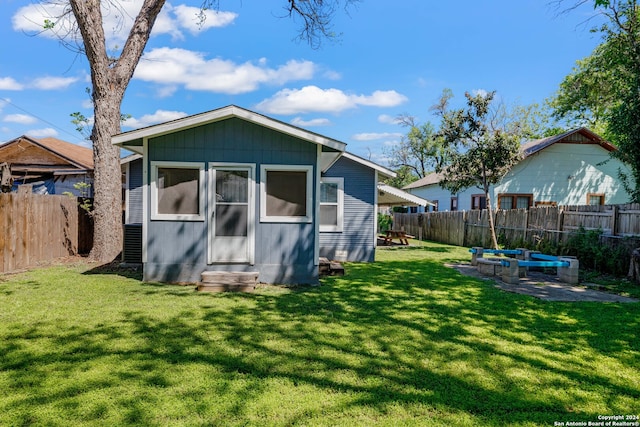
393;203;640;249
0;193;93;273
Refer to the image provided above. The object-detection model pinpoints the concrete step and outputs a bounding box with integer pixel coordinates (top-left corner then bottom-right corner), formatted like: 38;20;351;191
197;271;258;292
319;257;345;276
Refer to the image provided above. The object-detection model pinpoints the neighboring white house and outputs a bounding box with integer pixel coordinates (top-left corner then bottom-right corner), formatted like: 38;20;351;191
403;128;633;211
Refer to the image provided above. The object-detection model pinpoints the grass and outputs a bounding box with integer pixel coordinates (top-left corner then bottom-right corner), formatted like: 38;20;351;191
0;242;639;426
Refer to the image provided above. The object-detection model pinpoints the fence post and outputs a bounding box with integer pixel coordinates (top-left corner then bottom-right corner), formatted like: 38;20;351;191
611;205;618;236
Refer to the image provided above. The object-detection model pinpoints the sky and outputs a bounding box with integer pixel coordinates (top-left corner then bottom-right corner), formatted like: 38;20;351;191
0;1;606;164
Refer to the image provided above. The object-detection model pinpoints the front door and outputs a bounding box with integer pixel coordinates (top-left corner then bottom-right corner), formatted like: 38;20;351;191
209;164;255;264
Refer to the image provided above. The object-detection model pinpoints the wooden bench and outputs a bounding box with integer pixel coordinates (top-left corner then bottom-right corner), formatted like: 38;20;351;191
380;230;414;245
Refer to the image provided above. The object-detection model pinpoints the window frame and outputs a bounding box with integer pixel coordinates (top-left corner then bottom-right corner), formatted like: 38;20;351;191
260;164;313;223
587;193;605;206
471;194;487;210
319;177;344;232
450;197;458;212
497;193;533;210
150;161;205;221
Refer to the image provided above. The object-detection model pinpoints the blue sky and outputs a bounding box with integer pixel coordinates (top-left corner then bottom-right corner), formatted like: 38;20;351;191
0;1;605;163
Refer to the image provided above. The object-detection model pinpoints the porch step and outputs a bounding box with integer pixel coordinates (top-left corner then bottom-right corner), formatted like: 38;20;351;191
319;257;345;277
197;271;259;292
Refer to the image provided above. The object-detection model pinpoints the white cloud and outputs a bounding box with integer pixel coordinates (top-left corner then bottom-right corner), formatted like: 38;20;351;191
323;70;342;80
26;127;58;138
134;48;315;94
172;5;237;34
291;117;331;127
0;77;23;90
12;1;237;47
351;132;403;141
3;114;37;124
377;114;402;125
31;76;78;90
123;109;188;129
256;86;408;115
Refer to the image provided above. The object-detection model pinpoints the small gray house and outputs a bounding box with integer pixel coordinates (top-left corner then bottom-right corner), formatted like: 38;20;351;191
116;105;420;285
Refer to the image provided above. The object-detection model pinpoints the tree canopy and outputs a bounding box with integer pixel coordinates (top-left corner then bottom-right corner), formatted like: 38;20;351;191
437;91;523;249
552;0;640;201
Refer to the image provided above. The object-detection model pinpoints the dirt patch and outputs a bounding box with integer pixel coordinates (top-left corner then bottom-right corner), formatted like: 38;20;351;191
448;262;638;303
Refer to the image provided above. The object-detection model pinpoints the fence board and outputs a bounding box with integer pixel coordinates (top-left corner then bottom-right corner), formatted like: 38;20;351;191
0;194;88;273
393;202;640;259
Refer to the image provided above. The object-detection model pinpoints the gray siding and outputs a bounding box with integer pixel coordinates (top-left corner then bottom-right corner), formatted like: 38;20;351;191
126;158;143;224
144;117;319;284
320;156;376;262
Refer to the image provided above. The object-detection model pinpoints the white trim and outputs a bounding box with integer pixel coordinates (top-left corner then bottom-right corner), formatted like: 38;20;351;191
319;177;344;232
374;170;379;247
377;183;433;207
124;161;131;225
314;146;321;266
113;105;347;152
208;163;256;265
260;164;314;223
150;161;206;221
142;140;148;263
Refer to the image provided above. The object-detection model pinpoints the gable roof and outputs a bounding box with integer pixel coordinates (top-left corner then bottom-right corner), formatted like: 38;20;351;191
112;105;347;154
402;127;615;190
0;135;93;171
521;127;615;156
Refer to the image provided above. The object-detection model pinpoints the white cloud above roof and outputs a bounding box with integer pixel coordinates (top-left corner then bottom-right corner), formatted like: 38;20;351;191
26;127;58;138
255;86;407;115
123;109;188;129
352;132;403;141
3;114;37;124
290;117;332;127
134;48;315;94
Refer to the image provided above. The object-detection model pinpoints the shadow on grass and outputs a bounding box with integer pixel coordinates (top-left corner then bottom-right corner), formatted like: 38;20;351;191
2;248;639;425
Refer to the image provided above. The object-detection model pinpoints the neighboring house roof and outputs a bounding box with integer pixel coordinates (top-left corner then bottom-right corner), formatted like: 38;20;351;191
377;183;433;206
521;127;615;156
113;105;347;154
402;127;615;190
0;135;93;178
403;172;445;190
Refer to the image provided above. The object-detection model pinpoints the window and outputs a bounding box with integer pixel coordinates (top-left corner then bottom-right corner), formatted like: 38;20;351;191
498;194;533;210
450;197;458;211
320;178;343;232
151;161;205;221
432;200;439;212
260;165;313;223
587;193;605;205
471;194;487;210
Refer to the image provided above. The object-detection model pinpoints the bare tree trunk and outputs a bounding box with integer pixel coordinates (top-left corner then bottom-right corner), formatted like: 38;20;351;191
89;94;124;261
486;191;499;249
628;247;640;284
69;0;166;262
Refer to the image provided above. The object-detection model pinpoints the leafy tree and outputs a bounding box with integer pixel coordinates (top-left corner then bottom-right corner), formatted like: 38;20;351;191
552;0;640;202
437;91;523;249
385;115;450;183
39;0;355;262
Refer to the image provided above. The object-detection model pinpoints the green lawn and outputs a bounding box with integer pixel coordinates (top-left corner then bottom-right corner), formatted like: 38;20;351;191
1;242;638;426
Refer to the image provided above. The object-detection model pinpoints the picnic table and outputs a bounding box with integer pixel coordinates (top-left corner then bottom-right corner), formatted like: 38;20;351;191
380;229;414;245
